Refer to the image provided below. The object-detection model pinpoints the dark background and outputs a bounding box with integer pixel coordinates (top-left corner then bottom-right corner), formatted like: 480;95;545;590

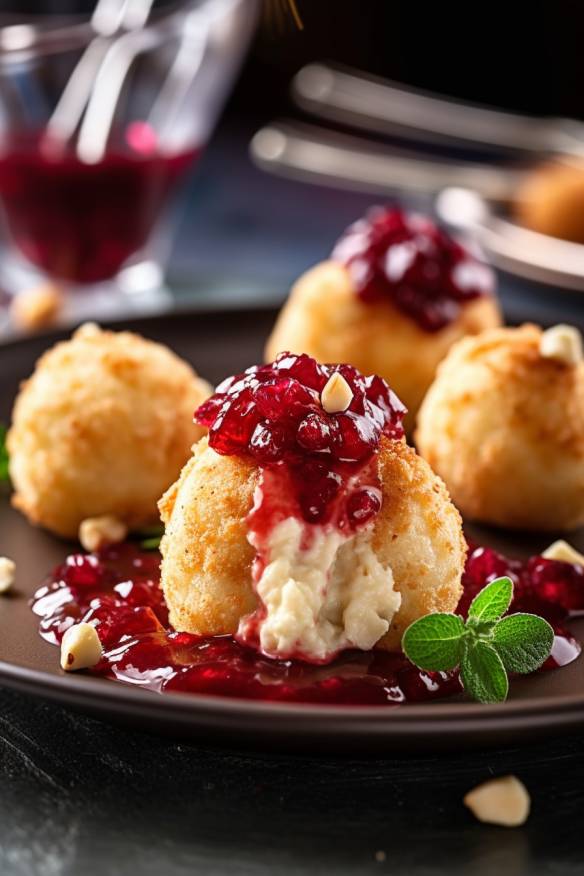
4;0;584;120
237;0;584;121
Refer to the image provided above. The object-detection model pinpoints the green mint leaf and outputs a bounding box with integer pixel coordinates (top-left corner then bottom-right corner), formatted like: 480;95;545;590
0;424;9;482
401;613;465;671
140;536;162;551
460;641;509;704
467;576;513;624
492;613;554;674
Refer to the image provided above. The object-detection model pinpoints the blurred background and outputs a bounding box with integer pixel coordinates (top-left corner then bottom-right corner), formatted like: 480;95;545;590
0;0;583;331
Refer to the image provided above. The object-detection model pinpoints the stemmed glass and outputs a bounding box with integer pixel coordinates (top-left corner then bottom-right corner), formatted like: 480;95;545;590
0;0;257;322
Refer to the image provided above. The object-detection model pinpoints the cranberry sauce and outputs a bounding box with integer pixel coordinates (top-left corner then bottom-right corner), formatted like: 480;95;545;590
195;352;406;531
331;207;495;332
0;128;199;284
31;541;583;706
462;542;582;669
31;543;459;705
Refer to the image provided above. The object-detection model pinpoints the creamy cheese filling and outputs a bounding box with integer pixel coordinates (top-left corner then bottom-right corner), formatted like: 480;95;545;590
239;517;400;662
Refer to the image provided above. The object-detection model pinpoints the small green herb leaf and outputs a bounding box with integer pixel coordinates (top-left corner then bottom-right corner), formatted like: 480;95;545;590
492;613;554;674
460;641;509;704
467;576;513;624
140;536;162;551
0;424;9;482
401;613;465;671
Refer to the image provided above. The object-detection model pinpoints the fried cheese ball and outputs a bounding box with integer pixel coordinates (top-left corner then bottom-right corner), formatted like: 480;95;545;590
8;323;210;538
514;159;584;244
159;436;466;652
266;260;501;431
416;324;584;531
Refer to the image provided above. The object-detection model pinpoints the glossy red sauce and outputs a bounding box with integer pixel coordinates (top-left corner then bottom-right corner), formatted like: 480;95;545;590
195;352;405;529
0;128;198;284
30;540;581;706
332;207;495;332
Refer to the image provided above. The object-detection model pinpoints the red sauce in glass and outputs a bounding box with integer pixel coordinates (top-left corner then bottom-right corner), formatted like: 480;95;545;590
332;207;495;332
30;540;581;706
0;129;199;284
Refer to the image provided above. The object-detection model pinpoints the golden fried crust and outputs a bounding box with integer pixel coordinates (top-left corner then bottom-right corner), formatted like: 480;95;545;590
159;437;465;650
514;160;584;244
265;261;502;431
8;324;211;537
159;437;259;635
416;324;584;531
373;440;465;650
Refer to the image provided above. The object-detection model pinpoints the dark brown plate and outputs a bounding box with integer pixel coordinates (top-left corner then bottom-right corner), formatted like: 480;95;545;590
1;305;584;754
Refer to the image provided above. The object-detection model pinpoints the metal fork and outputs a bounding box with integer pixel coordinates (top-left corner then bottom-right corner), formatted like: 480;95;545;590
251;121;524;202
292;63;584;157
46;0;155;146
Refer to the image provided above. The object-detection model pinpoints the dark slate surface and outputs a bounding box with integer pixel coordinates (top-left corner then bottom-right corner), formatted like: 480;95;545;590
0;686;583;875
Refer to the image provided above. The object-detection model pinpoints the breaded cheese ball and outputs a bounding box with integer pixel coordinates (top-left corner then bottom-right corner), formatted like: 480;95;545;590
266;260;501;431
8;323;210;538
159;436;466;652
416;324;584;531
514;159;584;244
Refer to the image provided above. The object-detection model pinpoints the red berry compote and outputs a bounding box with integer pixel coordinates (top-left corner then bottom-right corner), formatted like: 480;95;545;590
332;207;495;332
30;540;583;706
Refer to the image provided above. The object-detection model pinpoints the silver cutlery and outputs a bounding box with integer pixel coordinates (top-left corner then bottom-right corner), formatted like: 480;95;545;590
250;121;523;201
292;63;584;157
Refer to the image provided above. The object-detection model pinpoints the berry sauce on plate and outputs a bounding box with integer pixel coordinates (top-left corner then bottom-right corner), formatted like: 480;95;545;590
30;540;581;706
331;207;494;332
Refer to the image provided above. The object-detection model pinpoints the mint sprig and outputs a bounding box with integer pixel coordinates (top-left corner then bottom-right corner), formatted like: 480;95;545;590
401;577;554;704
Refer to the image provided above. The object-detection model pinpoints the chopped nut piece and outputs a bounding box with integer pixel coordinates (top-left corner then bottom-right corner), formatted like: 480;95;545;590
11;283;63;331
79;515;128;552
60;623;102;671
464;775;530;827
0;557;15;594
542;539;584;565
540;324;583;366
321;372;353;414
75;322;101;339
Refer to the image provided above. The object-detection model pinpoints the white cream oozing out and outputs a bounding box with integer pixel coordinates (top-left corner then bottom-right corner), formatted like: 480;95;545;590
237;517;400;663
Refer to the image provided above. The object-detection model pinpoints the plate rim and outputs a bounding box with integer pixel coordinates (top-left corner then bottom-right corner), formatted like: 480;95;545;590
3;304;584;748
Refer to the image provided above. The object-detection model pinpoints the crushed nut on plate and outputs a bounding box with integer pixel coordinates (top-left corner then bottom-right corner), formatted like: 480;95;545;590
79;515;128;552
542;539;584;565
0;557;15;593
60;623;103;672
464;775;530;827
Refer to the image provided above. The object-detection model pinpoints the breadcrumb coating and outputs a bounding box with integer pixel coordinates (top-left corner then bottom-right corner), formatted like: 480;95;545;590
159;437;465;651
8;323;210;537
265;261;501;430
416;324;584;531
